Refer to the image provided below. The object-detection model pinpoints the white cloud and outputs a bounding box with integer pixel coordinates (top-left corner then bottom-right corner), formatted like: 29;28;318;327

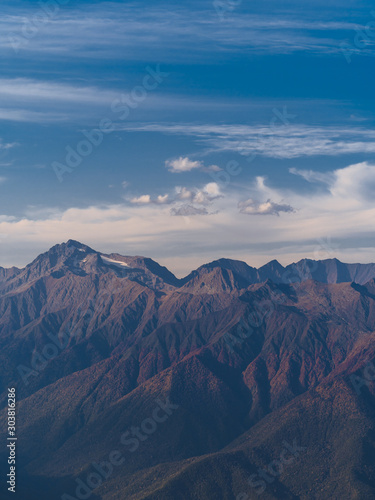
238;198;295;216
203;182;221;197
130;194;151;204
165;156;221;174
291;162;375;202
156;194;169;204
130;182;223;210
166;157;202;173
176;186;193;200
193;182;222;205
175;182;222;205
330;162;375;201
130;193;169;205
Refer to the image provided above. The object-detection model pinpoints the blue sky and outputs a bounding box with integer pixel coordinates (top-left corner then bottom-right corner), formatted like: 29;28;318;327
0;0;375;275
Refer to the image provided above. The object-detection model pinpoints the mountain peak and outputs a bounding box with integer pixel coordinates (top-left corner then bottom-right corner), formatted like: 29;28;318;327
266;259;282;267
66;239;85;248
61;240;95;253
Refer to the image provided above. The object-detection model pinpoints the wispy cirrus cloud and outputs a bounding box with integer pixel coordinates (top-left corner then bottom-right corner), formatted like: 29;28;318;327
0;78;121;124
0;108;69;123
126;123;375;159
0;78;176;124
289;168;334;184
0;140;17;150
0;78;119;105
0;4;367;60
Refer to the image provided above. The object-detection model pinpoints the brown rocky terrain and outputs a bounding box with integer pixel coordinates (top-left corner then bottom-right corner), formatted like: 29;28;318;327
1;240;375;499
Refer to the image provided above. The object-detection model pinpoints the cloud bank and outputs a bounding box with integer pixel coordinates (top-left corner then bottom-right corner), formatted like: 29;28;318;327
0;162;374;275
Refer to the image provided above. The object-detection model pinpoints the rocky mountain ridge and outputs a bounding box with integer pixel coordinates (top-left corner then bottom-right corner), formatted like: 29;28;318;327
1;241;375;499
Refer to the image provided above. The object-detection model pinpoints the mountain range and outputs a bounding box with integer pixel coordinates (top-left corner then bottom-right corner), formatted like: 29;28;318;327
1;240;375;499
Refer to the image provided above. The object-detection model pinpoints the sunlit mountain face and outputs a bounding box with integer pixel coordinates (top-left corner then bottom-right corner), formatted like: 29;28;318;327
1;241;375;499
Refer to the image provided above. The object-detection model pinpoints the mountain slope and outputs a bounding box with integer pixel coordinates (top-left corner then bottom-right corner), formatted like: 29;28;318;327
1;242;375;499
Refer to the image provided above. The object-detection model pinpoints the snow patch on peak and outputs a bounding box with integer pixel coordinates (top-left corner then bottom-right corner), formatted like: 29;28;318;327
100;255;129;268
